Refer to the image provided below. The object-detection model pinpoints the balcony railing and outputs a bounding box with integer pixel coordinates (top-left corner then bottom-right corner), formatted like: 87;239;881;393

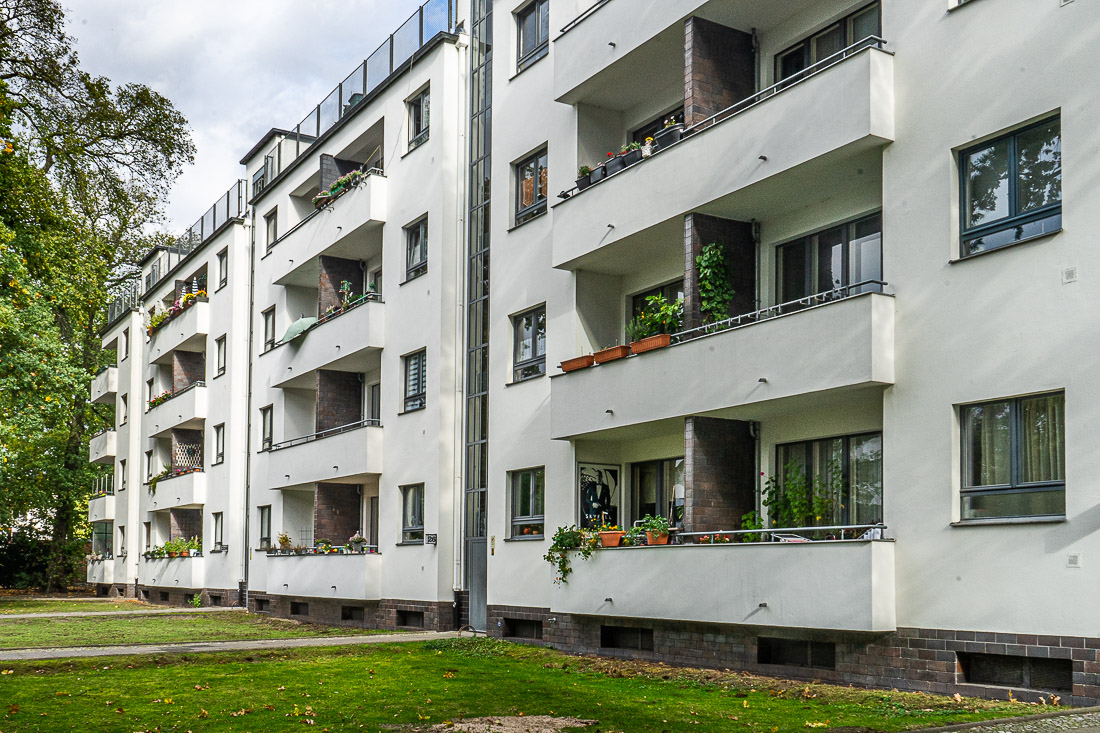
91;473;115;498
676;524;887;545
253;0;455;195
267;165;385;254
147;380;206;412
559;37;888;200
144;180;245;294
270;418;381;452
559;0;613;36
106;281;141;329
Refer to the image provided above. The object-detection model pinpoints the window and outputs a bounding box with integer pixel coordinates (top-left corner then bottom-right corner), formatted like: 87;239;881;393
258;505;272;550
512;306;546;381
212;512;224;550
403;350;427;412
960;116;1061;256
145;450;153;481
217;249;228;288
119;460;127;491
405;218;428;280
118;525;126;556
632;108;685;146
143;522;151;550
146;378;155;403
251;167;266;197
777;213;882;304
408;87;430;150
260;406;273;451
960;392;1065;520
776;432;883;526
400;484;425;543
264;209;278;251
958;652;1071;692
369;267;383;298
631;458;685;526
215;336;226;376
515;148;548;225
262;307;276;351
776;3;880;83
368;383;381;423
213;424;225;464
92;521;112;557
601;626;654;651
121;328;130;359
119;394;128;425
517;0;550;71
631;280;684;322
758;638;836;670
510;468;545;537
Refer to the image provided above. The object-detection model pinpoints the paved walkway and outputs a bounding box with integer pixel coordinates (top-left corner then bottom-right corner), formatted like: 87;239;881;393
925;709;1100;732
0;630;461;661
0;605;246;620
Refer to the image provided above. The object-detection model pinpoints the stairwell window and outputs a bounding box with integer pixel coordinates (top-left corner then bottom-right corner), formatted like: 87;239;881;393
212;512;224;551
258;505;271;550
215;336;226;377
217;249;228;289
515;147;548;225
408;86;430;151
119;460;127;491
213;424;225;464
260;406;273;451
510;467;545;538
960;392;1065;520
403;350;427;412
400;484;425;543
264;209;278;251
120;394;128;425
512;306;546;381
517;0;549;71
262;307;276;352
960;116;1061;256
405;217;428;281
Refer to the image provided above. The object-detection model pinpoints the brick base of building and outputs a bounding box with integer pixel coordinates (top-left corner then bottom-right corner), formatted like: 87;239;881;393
488;607;1100;706
135;584;210;607
95;582;135;599
246;594;457;632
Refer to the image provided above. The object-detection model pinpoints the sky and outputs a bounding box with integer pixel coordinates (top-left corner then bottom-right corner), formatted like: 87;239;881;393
63;0;420;230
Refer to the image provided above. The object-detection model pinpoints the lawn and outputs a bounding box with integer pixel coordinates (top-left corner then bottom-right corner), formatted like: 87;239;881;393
0;638;1043;732
0;611;384;649
0;598;150;615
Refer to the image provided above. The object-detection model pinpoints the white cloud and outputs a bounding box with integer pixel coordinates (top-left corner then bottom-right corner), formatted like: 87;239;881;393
64;0;418;230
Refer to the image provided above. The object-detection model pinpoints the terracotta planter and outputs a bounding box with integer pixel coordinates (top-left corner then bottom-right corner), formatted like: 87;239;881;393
560;354;595;372
593;345;631;364
630;333;672;355
599;531;625;547
167;551;178;558
645;531;670;545
181;550;190;557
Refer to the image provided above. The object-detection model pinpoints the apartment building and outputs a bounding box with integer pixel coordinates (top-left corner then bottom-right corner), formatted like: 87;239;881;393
90;0;1100;705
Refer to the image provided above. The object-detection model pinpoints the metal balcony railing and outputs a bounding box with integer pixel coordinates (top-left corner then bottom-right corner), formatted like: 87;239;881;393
91;473;115;498
269;418;381;452
146;380;206;412
106;281;141;328
675;524;888;545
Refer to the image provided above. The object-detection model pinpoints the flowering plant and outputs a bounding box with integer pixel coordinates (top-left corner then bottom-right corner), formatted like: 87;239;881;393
147;390;173;409
699;534;733;544
596;522;622;533
348;533;367;545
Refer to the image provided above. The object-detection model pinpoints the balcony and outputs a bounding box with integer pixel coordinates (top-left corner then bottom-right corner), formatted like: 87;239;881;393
90;367;118;404
149;299;210;364
549;536;896;632
259;421;383;490
87;558;117;585
267;173;387;287
271;299;385;388
265;552;382;600
146;382;208;438
89;493;115;523
551;292;894;440
148;470;206;511
552;44;894;271
89;429;117;464
139;556;205;589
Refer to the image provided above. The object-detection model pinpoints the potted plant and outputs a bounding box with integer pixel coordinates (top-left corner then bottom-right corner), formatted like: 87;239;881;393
619;141;643;167
639;514;671;545
654;117;685;150
628;293;683;355
560;354;595;372
543;525;595;584
576;166;593;192
641;136;655;158
603;150;625;176
589;163;606;185
593;342;630;364
348;533;367;553
597;523;625;547
622;526;646;546
277;532;293;555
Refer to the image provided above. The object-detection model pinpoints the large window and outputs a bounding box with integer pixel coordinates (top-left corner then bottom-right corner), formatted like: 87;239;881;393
515;147;548;225
512;306;546;381
408;87;430;150
776;213;882;304
510;468;545;538
258;505;271;550
776;433;883;527
405;217;428;280
403;350;427;412
960;117;1061;256
631;458;685;526
260;406;273;451
516;0;549;71
92;521;113;557
631;280;684;322
400;484;425;543
961;392;1065;520
776;3;880;83
262;307;276;351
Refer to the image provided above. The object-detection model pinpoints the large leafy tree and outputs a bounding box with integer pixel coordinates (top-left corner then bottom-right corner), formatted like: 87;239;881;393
0;0;194;588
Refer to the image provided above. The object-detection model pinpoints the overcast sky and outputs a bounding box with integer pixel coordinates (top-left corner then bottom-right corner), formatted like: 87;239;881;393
64;1;419;230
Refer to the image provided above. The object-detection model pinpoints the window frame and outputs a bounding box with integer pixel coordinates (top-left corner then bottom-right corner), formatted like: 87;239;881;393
403;350;427;412
217;249;228;289
957;116;1062;258
145;450;153;481
260;406;273;451
630;457;685;527
400;483;425;544
775;431;885;527
262;307;276;352
119;394;128;426
212;512;224;550
213;423;225;465
264;209;278;251
959;391;1066;520
121;328;130;360
509;467;545;538
119;459;127;491
774;2;880;84
215;335;226;377
514;147;548;225
775;212;883;304
516;0;550;72
404;217;428;281
512;306;547;382
258;505;272;550
408;86;430;150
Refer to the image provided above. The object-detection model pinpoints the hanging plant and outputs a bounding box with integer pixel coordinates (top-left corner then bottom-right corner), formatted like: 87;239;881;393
543;525;596;584
696;242;735;324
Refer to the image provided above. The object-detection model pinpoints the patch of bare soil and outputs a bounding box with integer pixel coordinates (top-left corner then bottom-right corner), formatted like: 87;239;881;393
428;716;597;732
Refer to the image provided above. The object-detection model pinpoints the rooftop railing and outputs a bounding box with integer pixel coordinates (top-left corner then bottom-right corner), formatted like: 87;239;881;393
106;281;141;329
254;0;455;194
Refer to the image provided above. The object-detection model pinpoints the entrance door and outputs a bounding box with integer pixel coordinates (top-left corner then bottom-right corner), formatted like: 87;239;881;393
466;537;487;631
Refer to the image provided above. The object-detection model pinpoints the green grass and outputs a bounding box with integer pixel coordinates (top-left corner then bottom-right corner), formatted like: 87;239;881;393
0;598;151;615
0;611;385;649
0;638;1043;732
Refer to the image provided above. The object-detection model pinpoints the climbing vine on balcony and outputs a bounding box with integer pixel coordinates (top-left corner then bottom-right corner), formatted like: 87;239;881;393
696;242;734;324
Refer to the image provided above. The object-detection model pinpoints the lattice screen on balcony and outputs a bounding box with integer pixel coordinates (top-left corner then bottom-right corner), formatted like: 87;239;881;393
172;439;203;470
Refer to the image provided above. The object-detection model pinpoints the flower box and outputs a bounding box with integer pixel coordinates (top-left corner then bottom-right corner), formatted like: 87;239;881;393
593;345;630;364
599;530;625;547
620;149;643;167
589;165;606;185
576;173;592;192
630;333;672;355
560;354;595;372
645;530;670;545
604;155;625;176
654;123;684;151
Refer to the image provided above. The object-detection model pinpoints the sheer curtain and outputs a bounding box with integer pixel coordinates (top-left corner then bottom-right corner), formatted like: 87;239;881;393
1021;393;1065;483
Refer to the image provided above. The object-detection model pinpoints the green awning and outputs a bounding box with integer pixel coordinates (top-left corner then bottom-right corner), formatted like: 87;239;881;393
279;317;317;344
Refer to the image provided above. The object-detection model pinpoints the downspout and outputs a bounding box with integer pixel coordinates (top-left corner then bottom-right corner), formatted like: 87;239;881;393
453;35;470;594
240;205;258;608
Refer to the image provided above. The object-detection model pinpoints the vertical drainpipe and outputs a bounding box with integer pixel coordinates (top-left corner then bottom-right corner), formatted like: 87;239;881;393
240;196;258;609
453;35;470;594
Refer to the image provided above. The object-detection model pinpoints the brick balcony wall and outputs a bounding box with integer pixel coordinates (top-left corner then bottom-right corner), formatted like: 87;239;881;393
172;350;205;390
316;369;362;432
317;255;363;315
313;483;361;544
